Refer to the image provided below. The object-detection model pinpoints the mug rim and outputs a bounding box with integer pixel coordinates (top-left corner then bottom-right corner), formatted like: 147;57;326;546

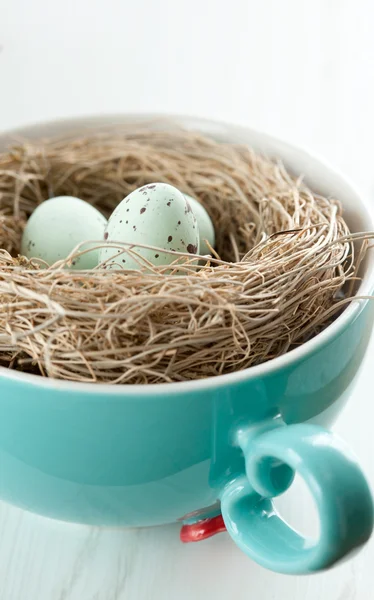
0;112;373;397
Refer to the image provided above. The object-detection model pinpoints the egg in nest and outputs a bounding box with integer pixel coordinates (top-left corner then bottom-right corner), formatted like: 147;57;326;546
21;196;107;269
100;183;200;270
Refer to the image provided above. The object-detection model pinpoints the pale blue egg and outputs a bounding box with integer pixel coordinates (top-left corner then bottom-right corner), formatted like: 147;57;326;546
100;183;200;270
184;194;215;255
21;196;107;269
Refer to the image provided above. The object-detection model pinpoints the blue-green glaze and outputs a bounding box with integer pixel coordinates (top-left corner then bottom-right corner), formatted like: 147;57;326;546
0;296;373;574
221;421;373;574
1;114;374;575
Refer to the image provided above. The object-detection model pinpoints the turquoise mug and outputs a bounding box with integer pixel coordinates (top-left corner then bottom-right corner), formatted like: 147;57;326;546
0;115;373;575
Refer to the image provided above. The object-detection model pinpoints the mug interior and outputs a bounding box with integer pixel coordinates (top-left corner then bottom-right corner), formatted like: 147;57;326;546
0;113;373;392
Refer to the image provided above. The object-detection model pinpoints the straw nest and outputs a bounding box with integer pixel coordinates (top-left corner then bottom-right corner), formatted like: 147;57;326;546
0;126;365;384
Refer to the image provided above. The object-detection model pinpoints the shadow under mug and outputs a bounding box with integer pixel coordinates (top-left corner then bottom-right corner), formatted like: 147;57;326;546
0;114;373;575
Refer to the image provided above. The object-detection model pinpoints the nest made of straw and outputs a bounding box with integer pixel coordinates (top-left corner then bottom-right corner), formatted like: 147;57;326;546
0;126;363;383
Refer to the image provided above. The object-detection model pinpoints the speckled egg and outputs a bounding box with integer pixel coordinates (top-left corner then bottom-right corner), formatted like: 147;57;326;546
184;194;215;255
99;183;200;270
21;196;107;269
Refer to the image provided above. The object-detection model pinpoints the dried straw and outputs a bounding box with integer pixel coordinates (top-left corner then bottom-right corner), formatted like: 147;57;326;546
0;127;366;383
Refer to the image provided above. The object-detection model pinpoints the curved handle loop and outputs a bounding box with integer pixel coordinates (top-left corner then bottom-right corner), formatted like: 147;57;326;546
221;424;373;574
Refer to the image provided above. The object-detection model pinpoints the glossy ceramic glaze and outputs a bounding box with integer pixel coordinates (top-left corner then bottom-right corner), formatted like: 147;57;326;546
0;115;373;574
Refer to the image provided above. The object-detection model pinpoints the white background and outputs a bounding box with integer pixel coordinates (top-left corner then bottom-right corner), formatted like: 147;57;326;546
1;1;374;598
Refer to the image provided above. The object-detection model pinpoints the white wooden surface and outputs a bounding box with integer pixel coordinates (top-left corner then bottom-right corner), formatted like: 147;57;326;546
1;1;374;598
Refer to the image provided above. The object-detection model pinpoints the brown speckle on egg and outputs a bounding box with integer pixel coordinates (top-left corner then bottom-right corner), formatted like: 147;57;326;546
104;232;108;240
155;254;159;258
140;207;146;214
187;243;197;254
168;235;173;243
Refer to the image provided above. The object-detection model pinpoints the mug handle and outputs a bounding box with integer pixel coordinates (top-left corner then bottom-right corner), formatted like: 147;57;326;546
220;420;374;575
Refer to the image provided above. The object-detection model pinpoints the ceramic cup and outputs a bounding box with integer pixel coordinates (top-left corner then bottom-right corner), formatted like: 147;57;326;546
0;115;373;575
